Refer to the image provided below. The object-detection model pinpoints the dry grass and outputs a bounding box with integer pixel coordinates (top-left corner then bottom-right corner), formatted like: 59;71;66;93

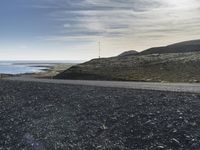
55;52;200;83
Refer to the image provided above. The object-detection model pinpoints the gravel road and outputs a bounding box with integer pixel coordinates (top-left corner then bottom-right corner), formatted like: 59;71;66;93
1;80;200;149
5;77;200;93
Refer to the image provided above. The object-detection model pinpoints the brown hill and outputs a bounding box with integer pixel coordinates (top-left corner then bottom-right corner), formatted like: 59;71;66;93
55;40;200;83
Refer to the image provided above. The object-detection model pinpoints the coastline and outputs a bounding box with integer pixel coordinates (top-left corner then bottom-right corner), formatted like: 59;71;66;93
0;63;75;79
21;63;75;78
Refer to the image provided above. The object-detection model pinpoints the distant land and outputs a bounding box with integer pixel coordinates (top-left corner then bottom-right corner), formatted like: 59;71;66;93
0;60;85;78
55;39;200;83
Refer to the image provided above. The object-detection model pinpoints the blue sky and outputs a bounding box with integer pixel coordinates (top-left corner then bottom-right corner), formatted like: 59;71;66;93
0;0;200;60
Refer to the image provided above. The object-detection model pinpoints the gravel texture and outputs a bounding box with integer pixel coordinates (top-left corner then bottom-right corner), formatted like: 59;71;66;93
1;80;200;150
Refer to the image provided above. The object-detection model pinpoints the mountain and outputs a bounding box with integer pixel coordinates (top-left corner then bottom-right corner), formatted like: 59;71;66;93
55;39;200;82
118;50;138;57
139;39;200;55
168;39;200;46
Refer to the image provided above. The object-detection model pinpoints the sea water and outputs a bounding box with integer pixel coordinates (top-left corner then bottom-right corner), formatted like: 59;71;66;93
0;60;81;74
0;61;48;74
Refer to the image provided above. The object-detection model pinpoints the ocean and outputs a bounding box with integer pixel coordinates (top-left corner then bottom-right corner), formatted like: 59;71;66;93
0;60;82;74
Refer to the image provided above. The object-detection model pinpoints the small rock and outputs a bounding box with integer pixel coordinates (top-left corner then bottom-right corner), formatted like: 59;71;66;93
157;145;165;149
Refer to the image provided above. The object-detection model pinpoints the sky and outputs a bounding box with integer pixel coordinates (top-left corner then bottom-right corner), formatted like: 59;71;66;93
0;0;200;60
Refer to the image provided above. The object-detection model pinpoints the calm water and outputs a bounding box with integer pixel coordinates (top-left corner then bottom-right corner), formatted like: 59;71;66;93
0;61;82;74
0;61;48;74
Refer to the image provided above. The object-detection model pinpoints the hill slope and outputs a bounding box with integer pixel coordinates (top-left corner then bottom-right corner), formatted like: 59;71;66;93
118;50;138;57
55;40;200;82
168;39;200;46
139;40;200;55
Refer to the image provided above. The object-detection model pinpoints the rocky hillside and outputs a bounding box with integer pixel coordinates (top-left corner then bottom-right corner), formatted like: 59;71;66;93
139;40;200;55
55;40;200;82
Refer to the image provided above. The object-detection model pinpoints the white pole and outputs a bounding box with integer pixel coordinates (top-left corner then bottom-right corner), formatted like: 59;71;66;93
99;41;101;59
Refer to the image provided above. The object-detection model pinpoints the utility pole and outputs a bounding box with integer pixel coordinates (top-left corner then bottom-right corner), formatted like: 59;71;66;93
98;41;101;59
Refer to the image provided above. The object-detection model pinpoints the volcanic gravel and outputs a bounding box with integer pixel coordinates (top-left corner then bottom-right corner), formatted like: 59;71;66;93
1;80;200;150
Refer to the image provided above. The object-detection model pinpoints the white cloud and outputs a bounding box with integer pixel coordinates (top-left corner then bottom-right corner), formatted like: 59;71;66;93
34;0;200;51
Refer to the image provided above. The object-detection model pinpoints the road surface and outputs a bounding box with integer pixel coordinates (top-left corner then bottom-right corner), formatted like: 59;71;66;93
4;77;200;93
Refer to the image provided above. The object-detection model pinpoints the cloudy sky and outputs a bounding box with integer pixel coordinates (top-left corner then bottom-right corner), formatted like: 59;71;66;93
0;0;200;60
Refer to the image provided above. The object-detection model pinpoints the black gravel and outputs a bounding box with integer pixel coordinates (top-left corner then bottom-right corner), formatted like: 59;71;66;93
1;80;200;150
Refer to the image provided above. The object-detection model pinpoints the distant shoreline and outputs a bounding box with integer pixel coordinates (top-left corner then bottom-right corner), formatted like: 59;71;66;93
21;63;76;78
0;62;76;79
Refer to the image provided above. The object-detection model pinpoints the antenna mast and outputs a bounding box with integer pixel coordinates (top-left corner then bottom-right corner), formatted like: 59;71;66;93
98;41;101;59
